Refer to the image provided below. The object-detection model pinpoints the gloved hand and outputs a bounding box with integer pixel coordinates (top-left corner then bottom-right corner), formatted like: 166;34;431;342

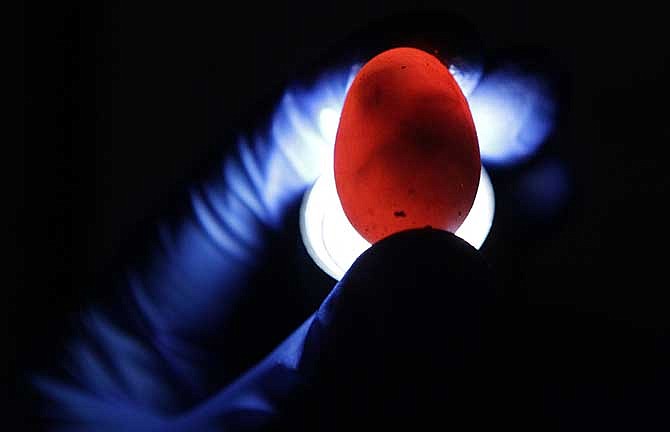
31;69;496;432
30;12;563;431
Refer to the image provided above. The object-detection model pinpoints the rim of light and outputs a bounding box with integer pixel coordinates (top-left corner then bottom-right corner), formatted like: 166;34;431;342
300;166;495;281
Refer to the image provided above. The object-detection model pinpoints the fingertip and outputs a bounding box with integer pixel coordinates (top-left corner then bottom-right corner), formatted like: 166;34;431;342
334;227;495;331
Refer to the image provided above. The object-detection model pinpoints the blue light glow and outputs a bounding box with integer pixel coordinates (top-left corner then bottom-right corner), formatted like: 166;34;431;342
467;65;557;166
449;63;483;97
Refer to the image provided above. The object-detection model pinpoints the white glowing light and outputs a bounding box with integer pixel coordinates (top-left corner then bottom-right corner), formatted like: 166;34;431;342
300;167;495;281
318;107;341;145
455;167;495;250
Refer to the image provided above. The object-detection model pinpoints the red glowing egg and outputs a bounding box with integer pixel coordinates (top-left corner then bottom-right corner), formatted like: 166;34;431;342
334;47;481;243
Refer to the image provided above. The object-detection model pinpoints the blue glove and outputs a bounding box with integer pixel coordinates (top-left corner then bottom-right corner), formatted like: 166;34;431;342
32;64;358;430
30;28;560;429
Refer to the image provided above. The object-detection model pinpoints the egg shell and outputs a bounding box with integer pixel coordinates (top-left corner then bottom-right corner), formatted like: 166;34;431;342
335;47;481;243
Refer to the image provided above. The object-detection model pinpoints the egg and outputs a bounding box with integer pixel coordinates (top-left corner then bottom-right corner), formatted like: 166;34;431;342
334;47;481;243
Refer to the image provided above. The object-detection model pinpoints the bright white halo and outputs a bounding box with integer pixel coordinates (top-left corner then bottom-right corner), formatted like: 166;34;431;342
300;166;495;280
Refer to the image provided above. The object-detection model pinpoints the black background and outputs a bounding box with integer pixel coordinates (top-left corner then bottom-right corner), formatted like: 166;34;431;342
19;1;669;429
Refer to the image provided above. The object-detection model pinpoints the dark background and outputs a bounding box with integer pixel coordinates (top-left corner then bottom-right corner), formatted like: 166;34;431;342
19;1;669;429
